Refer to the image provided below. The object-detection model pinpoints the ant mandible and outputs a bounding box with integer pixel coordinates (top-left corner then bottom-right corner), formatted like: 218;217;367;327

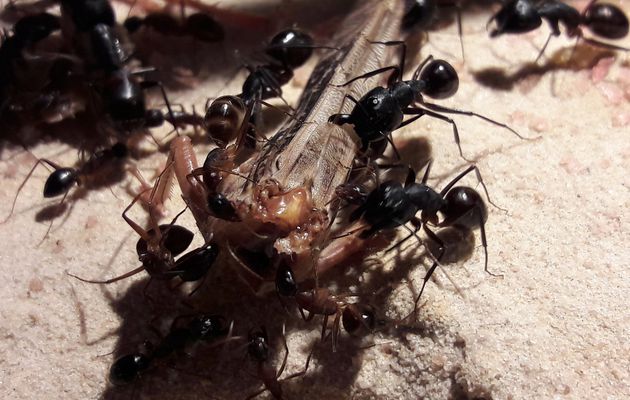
328;41;524;161
488;0;629;61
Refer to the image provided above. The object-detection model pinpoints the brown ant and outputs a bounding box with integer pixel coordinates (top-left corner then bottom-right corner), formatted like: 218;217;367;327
275;262;377;352
244;326;312;399
488;0;630;61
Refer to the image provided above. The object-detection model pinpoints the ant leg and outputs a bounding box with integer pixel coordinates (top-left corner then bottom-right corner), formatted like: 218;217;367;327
385;217;423;254
439;164;506;212
38;190;70;244
320;314;330;343
122;189;154;242
277;324;289;378
417;100;530;141
412;55;435;81
332;65;400;88
281;345;313;381
403;106;468;160
477;211;503;277
67;265;147;284
535;33;554;63
412;225;446;309
139;79;180;135
2;158;62;223
367;40;407;84
331;310;342;352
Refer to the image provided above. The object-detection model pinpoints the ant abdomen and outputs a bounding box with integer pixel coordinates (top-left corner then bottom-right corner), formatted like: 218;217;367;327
43;168;76;198
184;13;224;42
342;304;376;336
204;96;247;146
440;186;488;230
265;29;314;69
109;353;150;386
419;59;459;100
583;3;629;39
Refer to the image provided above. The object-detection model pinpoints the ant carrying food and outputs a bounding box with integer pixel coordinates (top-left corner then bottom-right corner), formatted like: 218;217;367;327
338;160;502;315
244;326;312;399
328;41;525;161
275;261;377;352
68;181;219;296
110;313;230;385
488;0;630;61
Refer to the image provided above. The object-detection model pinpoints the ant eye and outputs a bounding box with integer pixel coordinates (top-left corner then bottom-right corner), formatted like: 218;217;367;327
371;98;379;105
420;60;459;99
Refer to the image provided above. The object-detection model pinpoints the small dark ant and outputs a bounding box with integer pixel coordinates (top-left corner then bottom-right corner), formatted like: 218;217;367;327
238;28;321;125
341;160;503;315
3;142;128;237
124;6;224;43
244;326;312;399
488;0;629;60
329;41;524;161
275;262;376;351
110;313;230;385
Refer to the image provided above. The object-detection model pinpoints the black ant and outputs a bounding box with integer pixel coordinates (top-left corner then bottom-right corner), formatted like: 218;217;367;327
488;0;629;61
109;313;230;385
123;4;224;43
0;12;61;117
341;160;503;315
328;42;524;161
275;262;377;351
244;326;312;399
3;142;129;237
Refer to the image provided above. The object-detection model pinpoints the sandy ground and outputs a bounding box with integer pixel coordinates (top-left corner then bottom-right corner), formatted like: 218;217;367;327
0;0;629;399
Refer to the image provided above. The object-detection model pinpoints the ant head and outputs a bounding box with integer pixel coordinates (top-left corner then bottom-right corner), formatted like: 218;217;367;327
43;168;76;198
109;353;150;386
275;262;298;297
402;0;438;31
247;329;269;362
440;187;488;230
488;0;542;37
419;59;459;100
583;3;629;40
266;29;314;69
207;193;241;222
342;304;376;336
136;224;194;258
204;96;246;146
185;13;225;42
189;314;229;341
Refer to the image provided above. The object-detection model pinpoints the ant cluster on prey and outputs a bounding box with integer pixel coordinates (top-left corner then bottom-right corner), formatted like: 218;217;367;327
1;0;629;399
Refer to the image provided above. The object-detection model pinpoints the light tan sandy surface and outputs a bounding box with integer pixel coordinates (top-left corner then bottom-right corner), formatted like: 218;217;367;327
0;1;629;399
